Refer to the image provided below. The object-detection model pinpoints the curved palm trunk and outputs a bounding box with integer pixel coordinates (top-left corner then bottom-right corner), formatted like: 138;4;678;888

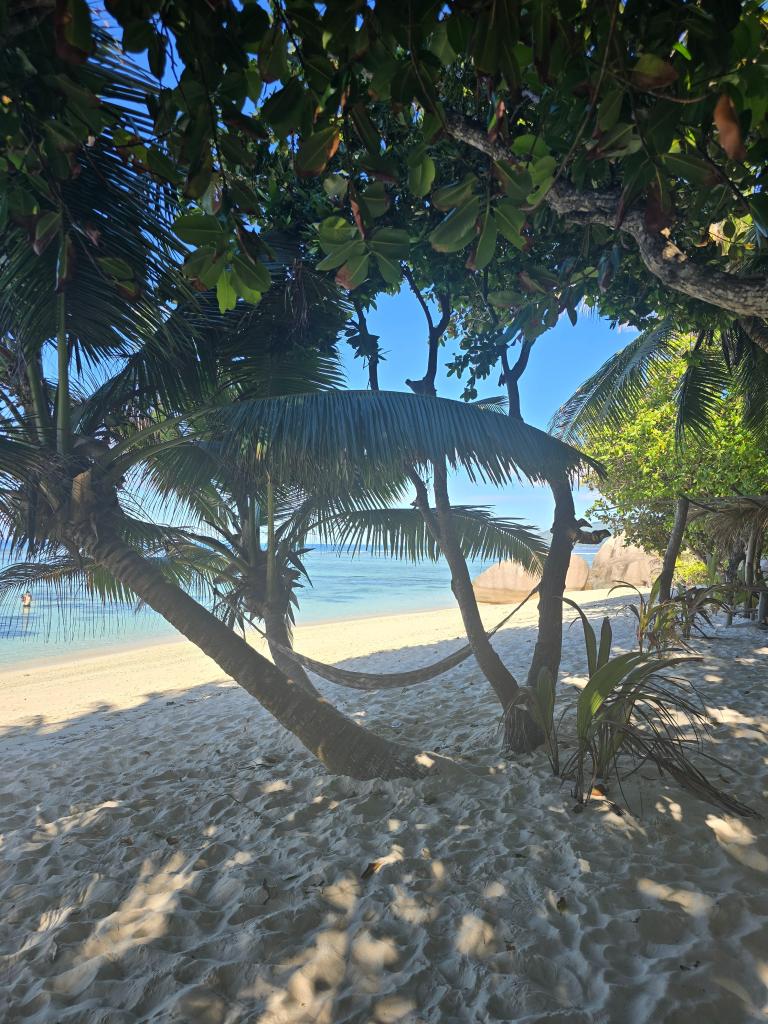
524;472;574;700
81;526;425;780
657;496;689;603
263;606;319;697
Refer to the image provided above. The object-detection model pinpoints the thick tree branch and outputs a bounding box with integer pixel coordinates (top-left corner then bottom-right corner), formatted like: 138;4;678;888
404;270;453;396
444;113;768;319
500;339;534;421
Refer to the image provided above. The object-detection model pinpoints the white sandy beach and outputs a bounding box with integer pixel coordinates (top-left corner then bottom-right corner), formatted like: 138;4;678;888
1;588;767;1023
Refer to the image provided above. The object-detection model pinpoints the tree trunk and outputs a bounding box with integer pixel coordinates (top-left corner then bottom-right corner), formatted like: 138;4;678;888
525;473;574;694
429;462;519;701
657;496;689;602
263;605;318;697
81;525;426;780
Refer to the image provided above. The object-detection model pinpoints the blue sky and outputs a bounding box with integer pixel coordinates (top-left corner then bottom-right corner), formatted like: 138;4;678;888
338;290;636;530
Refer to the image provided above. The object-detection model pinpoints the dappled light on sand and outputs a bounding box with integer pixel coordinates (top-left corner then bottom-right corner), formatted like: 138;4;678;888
1;591;767;1022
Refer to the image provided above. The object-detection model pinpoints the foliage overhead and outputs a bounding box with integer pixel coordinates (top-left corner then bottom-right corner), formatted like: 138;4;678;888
2;0;767;335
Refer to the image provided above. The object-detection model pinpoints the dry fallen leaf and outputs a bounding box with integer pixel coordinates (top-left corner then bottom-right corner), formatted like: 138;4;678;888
556;896;568;913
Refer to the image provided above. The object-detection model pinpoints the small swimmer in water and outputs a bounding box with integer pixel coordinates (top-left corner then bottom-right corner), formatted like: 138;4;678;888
21;591;32;611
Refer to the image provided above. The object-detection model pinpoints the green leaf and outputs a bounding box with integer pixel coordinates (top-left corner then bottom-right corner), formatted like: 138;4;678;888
662;153;718;187
97;256;134;281
316;238;366;271
428;196;480;253
231;254;271;292
295;127;340;178
336;252;370;290
493;161;532;203
632;53;678;89
146;148;181;184
597;89;624;132
173;214;224;246
511;134;549;159
374;252;402;286
408;155;436;198
494;200;526;247
317;216;357;253
216;271;237;312
488;289;522;307
349;103;381;156
357;181;390;221
262;80;308;137
368;227;410;262
33;211;61;256
432;174;477;211
470;208;497;270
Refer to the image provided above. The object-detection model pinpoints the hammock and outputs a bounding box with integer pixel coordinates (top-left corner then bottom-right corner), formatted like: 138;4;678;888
258;587;538;691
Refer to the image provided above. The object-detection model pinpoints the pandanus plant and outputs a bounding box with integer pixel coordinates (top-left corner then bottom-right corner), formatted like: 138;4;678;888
527;598;755;817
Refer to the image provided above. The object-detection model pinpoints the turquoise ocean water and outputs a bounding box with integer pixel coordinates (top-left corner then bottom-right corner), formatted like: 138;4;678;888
0;544;598;669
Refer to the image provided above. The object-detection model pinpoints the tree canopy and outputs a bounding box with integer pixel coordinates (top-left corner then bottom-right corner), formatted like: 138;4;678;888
3;0;767;341
573;348;768;556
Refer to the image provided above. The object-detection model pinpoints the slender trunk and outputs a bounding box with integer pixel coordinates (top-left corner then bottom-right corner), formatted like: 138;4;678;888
26;356;53;447
428;460;520;703
79;521;424;779
56;291;70;456
525;472;575;693
263;605;318;697
657;496;689;602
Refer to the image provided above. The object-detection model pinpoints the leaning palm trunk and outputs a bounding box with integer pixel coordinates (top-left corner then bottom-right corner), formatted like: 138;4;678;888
262;605;318;697
77;522;426;780
657;496;689;602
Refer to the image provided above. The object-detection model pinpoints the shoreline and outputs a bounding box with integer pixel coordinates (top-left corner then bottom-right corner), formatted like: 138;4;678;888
0;597;464;677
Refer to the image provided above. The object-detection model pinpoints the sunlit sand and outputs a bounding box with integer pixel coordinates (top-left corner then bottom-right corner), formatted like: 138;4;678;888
1;589;766;1022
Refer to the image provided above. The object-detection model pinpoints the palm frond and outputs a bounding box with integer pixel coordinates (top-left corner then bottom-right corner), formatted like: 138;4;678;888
674;350;730;444
214;390;598;489
551;321;679;443
315;505;547;571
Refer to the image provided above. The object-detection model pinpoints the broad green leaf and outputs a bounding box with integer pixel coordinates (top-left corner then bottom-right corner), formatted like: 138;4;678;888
487;288;522;307
432;174;477;211
428;196;480;253
262;80;307;137
597;89;624;132
216;271;237;313
97;257;134;281
494;200;526;247
317;216;357;252
62;0;92;53
408;155;436;198
358;181;390;221
231;254;271;292
511;134;550;159
470;208;497;270
173;214;224;246
316;238;366;271
662;153;718;187
493;161;532;203
33;211;61;255
632;53;678;89
374;252;402;285
336;252;370;290
295;127;340;178
350;103;381;155
368;227;410;262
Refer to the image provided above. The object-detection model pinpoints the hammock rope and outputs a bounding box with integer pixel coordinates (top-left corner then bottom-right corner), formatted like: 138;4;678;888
257;587;539;691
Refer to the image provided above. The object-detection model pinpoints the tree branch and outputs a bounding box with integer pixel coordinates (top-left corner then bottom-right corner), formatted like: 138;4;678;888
500;339;534;421
403;269;452;397
444;113;768;319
